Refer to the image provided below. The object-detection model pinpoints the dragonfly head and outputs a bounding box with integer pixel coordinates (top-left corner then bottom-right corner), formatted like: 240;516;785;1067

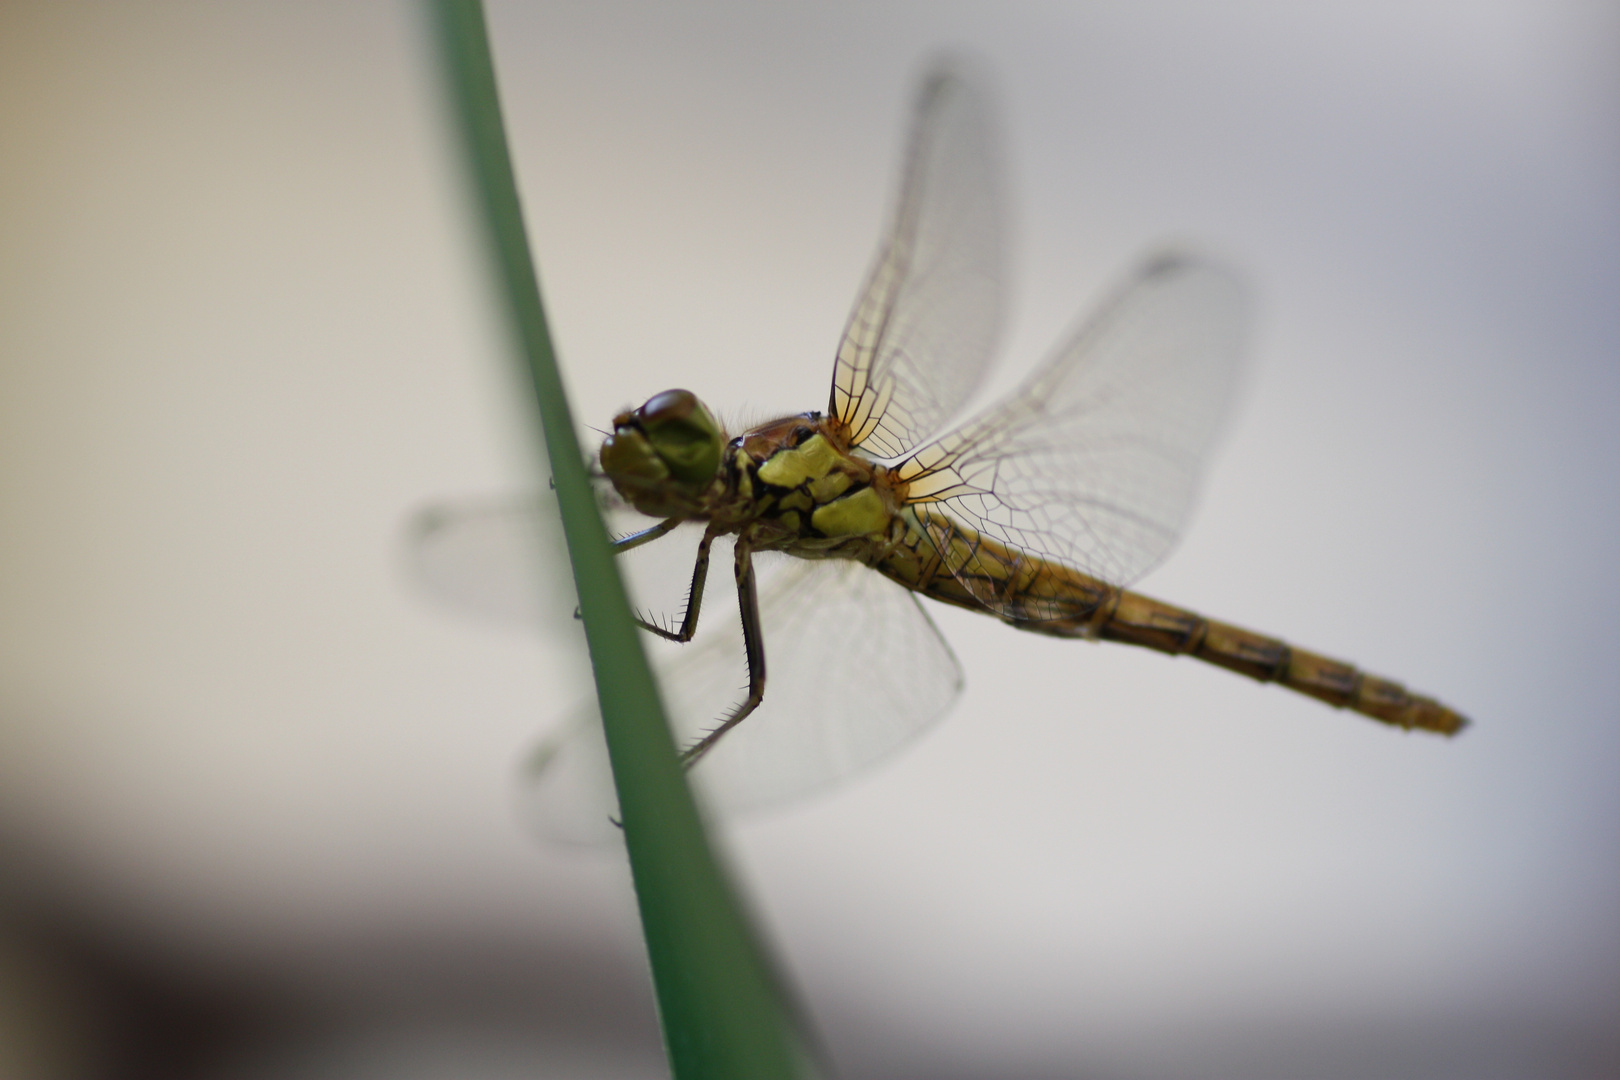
600;389;725;516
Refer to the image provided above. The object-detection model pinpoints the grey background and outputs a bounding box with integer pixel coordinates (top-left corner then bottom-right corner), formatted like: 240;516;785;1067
1;2;1616;1077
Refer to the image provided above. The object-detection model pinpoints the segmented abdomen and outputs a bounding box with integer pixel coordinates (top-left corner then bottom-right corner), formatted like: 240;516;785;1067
1090;591;1467;735
880;508;1467;736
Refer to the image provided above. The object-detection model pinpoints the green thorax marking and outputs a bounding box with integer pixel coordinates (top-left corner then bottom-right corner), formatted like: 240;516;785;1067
811;486;888;537
756;433;840;487
750;430;895;542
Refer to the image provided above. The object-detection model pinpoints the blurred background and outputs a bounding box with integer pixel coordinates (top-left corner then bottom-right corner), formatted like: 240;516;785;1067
2;2;1617;1077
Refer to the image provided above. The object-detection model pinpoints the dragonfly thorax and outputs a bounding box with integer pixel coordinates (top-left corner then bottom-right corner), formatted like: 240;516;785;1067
602;392;906;557
725;412;905;558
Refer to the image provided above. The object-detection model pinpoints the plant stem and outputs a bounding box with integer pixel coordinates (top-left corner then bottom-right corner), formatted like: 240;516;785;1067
427;3;809;1076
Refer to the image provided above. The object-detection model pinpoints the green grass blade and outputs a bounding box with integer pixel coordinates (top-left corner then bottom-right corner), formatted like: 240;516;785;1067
427;3;810;1076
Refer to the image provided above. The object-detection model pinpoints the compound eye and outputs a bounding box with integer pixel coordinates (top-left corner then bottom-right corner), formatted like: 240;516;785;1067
636;389;722;485
638;389;700;425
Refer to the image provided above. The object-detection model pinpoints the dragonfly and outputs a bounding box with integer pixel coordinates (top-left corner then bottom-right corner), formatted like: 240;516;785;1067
413;63;1466;836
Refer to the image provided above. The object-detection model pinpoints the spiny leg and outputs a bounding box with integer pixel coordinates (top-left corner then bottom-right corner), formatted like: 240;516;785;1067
680;538;766;767
577;517;690;623
610;516;682;554
627;526;716;644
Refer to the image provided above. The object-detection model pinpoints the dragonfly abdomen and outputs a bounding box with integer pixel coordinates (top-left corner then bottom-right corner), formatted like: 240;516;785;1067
1093;590;1468;735
885;507;1466;736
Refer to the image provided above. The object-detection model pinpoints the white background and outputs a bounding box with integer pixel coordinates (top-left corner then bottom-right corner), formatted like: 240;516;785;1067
1;3;1616;1077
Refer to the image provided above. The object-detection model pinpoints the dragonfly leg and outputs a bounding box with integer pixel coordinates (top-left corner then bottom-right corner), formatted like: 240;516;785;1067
572;517;688;621
632;528;715;643
610;516;683;554
680;538;766;767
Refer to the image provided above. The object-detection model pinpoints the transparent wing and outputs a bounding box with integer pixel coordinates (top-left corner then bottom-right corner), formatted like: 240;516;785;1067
830;60;1004;459
897;254;1248;610
405;492;573;633
517;556;965;844
404;483;714;636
